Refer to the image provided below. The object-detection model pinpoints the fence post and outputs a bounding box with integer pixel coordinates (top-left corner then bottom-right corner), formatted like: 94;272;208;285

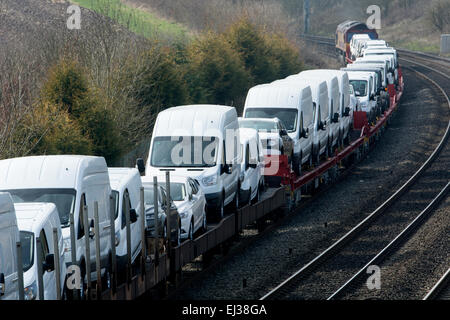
83;205;91;299
153;177;159;264
69;211;78;300
15;241;25;300
53;228;61;300
35;238;44;300
125;192;132;289
140;187;146;276
109;195;117;294
94;202;102;299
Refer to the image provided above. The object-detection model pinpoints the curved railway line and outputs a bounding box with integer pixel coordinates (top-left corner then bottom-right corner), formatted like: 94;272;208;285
260;36;449;300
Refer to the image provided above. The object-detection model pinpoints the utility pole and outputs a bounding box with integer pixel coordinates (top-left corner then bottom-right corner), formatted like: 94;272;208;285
303;0;310;34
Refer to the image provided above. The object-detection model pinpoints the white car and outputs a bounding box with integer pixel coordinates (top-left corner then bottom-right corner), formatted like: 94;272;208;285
15;202;67;300
108;168;143;273
238;118;294;162
0;192;19;300
153;175;207;240
238;128;265;205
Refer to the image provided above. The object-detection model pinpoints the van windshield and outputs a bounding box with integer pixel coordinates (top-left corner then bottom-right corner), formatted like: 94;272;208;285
20;231;34;272
244;108;297;132
4;189;76;227
349;80;368;97
151;136;219;167
239;119;277;131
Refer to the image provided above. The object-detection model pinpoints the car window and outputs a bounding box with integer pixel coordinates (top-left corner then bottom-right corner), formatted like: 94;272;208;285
39;229;49;258
77;194;86;240
122;189;132;229
189;180;198;195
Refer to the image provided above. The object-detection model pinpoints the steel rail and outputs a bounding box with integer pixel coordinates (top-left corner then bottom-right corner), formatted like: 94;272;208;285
261;46;450;301
328;182;450;300
424;267;450;300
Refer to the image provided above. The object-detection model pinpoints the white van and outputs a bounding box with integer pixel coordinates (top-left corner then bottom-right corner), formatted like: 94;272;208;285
0;155;113;298
279;77;330;164
344;63;389;111
297;70;342;149
363;48;398;83
0;192;19;300
354;56;394;85
350;34;370;59
238;128;265;205
108;168;143;272
347;71;378;123
243;83;314;173
15;203;66;300
146;105;241;220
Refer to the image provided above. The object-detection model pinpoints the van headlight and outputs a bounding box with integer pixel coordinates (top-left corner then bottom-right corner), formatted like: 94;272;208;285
202;174;218;186
24;281;37;300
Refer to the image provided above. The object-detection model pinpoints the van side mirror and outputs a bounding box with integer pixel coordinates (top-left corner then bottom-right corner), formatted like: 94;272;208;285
0;273;5;296
43;254;55;272
370;93;375;101
300;128;308;139
333;112;339;123
130;209;138;223
249;162;257;169
344;107;351;117
221;163;232;175
280;129;287;136
89;219;95;239
136;158;145;176
318;121;326;131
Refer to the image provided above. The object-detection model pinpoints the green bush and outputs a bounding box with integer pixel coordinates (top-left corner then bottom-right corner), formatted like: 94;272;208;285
225;18;278;85
38;59;122;164
186;32;251;105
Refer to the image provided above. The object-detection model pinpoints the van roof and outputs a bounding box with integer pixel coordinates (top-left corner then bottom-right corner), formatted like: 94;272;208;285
14;202;57;233
153;105;236;137
108;168;140;192
245;83;311;108
0;155;108;190
347;71;374;80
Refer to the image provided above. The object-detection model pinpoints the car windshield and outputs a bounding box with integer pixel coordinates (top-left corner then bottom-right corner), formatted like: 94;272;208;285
158;182;186;201
151;136;218;167
20;231;34;272
143;186;157;207
5;189;76;227
244;108;297;132
349;80;368;97
239;119;277;132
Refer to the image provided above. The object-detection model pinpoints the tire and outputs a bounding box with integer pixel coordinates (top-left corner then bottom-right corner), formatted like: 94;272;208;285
293;153;302;176
79;264;87;300
314;143;321;165
188;220;194;241
217;197;224;221
201;210;207;233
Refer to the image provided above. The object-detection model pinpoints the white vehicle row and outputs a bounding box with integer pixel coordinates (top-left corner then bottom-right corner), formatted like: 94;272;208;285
0;38;400;299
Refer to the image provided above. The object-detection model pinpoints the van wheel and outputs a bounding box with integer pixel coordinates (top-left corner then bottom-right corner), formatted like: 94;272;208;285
315;143;321;165
218;198;224;221
188;220;194;240
293;153;302;176
201;210;207;233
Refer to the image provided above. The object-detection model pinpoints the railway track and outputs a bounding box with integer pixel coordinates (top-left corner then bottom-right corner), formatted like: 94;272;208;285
261;37;450;301
424;267;450;300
